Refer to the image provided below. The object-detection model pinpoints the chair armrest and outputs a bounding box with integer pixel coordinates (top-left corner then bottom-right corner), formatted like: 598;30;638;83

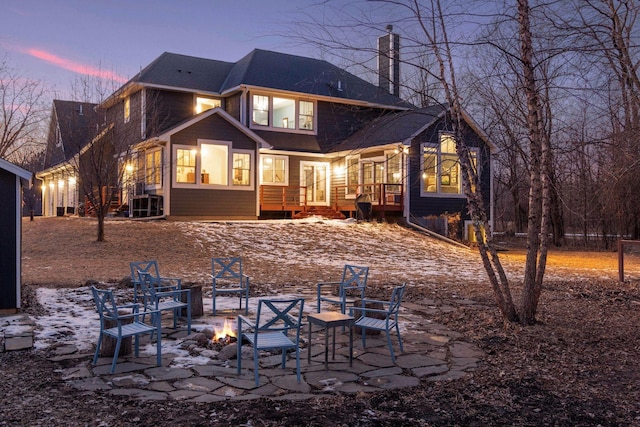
360;298;391;306
117;309;162;320
158;277;182;289
155;289;191;298
317;281;340;293
350;306;388;316
237;315;255;328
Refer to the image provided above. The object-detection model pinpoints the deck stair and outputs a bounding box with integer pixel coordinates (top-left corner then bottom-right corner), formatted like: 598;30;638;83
293;206;346;220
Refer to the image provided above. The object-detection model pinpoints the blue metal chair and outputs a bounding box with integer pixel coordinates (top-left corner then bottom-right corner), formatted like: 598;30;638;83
91;286;162;374
129;260;182;303
317;264;369;313
350;283;406;362
237;298;305;386
138;272;191;336
212;257;250;316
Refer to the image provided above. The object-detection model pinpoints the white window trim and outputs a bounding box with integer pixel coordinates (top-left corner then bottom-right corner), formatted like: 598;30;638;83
231;149;255;189
144;147;163;191
259;154;289;186
249;93;316;135
172;141;255;191
420;141;478;198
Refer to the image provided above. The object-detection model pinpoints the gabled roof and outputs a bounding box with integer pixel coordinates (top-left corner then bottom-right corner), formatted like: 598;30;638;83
156;107;270;149
221;49;413;108
43;100;99;169
132;52;234;93
0;158;32;181
331;105;447;153
115;50;413;109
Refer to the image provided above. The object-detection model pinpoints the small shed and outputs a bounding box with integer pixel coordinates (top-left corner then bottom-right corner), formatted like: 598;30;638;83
0;158;32;313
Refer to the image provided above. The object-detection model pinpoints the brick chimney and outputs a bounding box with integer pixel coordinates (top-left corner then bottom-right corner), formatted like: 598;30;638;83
378;25;400;97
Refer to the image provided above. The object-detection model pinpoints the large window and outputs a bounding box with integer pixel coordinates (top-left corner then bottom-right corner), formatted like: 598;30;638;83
176;148;197;183
145;149;162;186
174;141;253;189
261;155;287;185
233;153;251;186
421;133;477;196
251;94;315;132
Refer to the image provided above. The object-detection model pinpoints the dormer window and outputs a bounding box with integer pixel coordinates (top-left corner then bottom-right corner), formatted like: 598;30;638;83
196;96;221;114
251;94;315;133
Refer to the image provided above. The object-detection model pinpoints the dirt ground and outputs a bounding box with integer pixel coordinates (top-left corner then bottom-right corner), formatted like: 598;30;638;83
2;217;640;426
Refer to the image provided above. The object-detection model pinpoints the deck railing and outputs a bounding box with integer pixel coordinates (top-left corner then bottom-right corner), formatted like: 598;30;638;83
260;183;403;217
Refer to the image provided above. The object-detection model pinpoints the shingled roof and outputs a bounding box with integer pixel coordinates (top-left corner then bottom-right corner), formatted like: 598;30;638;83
124;50;412;109
331;104;447;153
43;100;99;169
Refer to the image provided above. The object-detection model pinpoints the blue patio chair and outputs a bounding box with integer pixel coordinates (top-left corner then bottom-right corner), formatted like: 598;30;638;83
129;260;182;303
91;286;162;374
237;298;305;386
317;264;369;313
138;271;191;336
350;283;406;362
212;257;250;316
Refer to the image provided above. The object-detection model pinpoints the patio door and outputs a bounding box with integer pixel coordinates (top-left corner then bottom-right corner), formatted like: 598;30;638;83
361;160;384;202
300;161;330;206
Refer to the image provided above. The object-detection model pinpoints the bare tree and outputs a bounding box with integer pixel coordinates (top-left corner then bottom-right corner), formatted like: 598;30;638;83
0;57;48;161
65;73;137;242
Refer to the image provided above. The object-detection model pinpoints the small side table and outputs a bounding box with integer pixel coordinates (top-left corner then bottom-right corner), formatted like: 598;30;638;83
307;312;354;369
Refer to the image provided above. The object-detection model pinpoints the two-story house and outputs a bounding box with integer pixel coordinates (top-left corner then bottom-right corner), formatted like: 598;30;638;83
38;30;493;241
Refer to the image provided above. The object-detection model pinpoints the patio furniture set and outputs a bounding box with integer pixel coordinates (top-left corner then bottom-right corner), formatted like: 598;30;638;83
91;259;406;386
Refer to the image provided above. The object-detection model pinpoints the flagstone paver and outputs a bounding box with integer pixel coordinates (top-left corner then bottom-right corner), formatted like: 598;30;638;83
5;296;486;401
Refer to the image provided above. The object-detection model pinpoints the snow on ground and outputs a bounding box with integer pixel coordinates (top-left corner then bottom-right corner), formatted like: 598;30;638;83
30;217;621;363
175;217;492;285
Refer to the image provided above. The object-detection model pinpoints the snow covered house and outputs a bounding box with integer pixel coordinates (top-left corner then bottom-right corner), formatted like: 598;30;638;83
37;30;493;241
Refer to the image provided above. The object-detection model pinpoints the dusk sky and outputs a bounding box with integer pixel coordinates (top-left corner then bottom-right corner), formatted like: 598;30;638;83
1;0;350;100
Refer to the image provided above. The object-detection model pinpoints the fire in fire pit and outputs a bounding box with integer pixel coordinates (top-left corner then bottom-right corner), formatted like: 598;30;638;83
212;317;237;349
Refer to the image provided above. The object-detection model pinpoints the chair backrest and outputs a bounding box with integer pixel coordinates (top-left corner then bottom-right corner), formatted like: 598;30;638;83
339;264;369;295
130;260;160;283
137;271;158;300
91;286;119;324
387;283;406;316
255;298;305;335
212;257;245;284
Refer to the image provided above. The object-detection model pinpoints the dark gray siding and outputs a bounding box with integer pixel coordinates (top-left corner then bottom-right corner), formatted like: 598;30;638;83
408;118;492;223
0;169;18;309
170;188;255;217
169;113;259;218
172;114;256;149
147;89;194;135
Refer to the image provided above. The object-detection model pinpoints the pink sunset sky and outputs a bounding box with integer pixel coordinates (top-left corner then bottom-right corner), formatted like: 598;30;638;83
0;0;338;99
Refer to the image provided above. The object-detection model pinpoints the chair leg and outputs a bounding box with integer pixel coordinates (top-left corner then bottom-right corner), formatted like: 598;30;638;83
93;335;103;365
254;348;260;386
386;329;396;363
281;349;287;368
156;331;162;367
111;337;122;374
361;327;367;348
395;323;404;352
187;299;192;335
212;290;217;316
295;347;301;383
236;339;242;375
